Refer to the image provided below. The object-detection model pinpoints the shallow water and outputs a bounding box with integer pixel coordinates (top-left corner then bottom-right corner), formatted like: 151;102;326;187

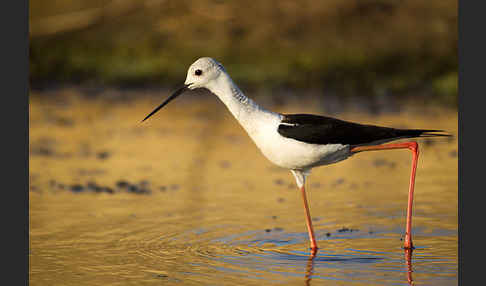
30;91;458;285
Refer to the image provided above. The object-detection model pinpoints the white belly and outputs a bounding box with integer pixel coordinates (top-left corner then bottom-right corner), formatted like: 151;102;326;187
240;113;352;170
257;132;351;170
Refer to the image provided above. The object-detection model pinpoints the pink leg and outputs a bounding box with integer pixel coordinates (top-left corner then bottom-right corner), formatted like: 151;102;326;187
300;185;318;253
351;142;419;249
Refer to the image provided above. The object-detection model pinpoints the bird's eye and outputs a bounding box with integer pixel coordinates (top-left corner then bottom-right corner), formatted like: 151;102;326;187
195;69;203;76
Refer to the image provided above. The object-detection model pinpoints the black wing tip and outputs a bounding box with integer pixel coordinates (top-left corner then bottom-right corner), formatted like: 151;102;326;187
420;133;453;138
407;129;453;138
421;129;451;135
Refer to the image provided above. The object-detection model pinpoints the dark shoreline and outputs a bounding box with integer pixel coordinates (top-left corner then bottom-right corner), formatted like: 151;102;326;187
30;83;457;116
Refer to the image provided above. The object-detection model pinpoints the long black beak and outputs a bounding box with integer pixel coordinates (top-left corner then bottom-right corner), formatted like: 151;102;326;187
141;84;190;122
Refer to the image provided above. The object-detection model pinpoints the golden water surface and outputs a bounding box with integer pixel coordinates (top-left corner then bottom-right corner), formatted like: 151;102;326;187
30;90;458;285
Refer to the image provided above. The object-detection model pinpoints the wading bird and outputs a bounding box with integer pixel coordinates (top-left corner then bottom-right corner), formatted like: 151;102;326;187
142;57;448;254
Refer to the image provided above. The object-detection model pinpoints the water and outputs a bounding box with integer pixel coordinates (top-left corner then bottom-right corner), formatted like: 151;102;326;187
29;90;458;285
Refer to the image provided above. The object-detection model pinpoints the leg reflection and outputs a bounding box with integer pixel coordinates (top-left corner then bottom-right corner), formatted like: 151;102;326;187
304;248;411;285
305;248;318;286
405;248;414;285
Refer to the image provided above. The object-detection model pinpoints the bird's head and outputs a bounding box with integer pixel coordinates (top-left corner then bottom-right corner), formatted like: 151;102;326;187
142;57;225;122
185;57;225;90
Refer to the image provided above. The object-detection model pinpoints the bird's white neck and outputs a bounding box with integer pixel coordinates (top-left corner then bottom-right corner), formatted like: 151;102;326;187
203;71;290;170
205;73;259;119
205;73;280;134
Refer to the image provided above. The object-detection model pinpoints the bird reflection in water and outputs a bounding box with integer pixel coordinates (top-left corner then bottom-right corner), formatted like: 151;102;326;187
405;248;414;285
304;248;317;286
302;248;414;285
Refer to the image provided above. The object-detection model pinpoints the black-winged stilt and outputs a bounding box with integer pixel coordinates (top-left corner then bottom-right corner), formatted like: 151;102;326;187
142;57;449;254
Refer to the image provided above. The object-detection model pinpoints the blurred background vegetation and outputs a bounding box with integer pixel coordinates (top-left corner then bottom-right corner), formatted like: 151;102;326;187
29;0;457;106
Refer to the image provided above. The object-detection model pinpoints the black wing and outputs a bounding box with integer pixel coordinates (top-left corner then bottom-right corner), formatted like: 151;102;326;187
277;114;446;146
